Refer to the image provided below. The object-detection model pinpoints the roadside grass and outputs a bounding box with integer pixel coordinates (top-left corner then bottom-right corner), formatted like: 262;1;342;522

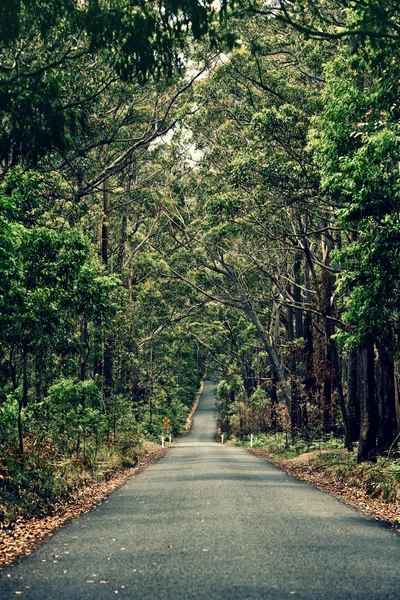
228;433;400;506
309;453;400;504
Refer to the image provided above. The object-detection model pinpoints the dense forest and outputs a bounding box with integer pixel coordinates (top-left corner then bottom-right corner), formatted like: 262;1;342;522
1;1;400;523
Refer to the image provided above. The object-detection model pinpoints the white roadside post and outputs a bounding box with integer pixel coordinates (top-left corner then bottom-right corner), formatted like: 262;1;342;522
250;434;254;448
161;434;164;448
221;434;224;444
162;417;170;447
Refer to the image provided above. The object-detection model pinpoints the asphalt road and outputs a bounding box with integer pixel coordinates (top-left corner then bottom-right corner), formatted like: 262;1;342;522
1;380;399;599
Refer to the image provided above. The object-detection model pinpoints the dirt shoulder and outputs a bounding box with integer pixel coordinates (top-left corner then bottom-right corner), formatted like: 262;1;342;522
250;447;400;533
0;441;167;569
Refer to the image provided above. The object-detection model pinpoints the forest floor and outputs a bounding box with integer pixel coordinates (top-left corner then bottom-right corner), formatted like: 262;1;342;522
0;441;168;569
249;446;400;532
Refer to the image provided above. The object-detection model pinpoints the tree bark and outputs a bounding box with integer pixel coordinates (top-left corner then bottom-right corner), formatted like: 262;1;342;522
376;342;398;451
347;349;360;441
358;338;377;462
330;340;353;451
101;146;112;413
293;254;304;339
115;163;132;275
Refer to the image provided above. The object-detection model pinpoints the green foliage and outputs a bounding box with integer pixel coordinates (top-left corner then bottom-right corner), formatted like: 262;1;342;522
311;20;400;349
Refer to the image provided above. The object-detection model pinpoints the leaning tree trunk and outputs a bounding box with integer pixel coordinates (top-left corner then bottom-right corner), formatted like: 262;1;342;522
246;304;291;405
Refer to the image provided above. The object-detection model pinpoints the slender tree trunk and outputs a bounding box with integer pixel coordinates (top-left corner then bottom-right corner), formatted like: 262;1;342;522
321;272;335;433
245;304;290;404
80;319;89;381
22;343;28;408
304;311;315;400
330;341;353;451
103;335;113;413
102;146;112;413
287;300;300;441
17;400;24;459
303;259;316;407
395;363;400;428
115;164;132;275
270;378;278;431
9;348;23;457
347;349;360;441
101;151;109;267
18;344;29;460
293;255;304;339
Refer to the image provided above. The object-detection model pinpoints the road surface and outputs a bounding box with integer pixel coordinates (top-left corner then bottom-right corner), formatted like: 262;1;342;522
1;380;399;598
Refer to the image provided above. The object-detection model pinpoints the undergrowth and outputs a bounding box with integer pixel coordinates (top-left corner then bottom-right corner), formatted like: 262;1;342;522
229;433;400;504
0;437;144;527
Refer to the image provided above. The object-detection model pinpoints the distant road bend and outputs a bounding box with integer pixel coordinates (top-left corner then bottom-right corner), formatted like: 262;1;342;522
1;381;399;599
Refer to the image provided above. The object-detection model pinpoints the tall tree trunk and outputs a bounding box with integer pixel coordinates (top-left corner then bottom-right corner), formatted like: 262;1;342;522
330;341;353;451
103;334;113;413
270;377;278;431
303;258;316;410
22;343;28;408
358;338;377;462
115;164;132;275
102;146;112;413
321;272;334;433
80;319;89;381
293;254;304;339
287;301;300;441
376;342;397;451
101;150;109;266
395;363;400;429
347;349;360;441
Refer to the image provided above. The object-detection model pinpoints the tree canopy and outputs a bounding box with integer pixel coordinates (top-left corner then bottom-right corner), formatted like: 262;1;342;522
2;0;400;527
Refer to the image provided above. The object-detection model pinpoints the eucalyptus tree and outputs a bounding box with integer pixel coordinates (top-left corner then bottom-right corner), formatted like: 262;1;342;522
310;10;400;461
155;15;355;446
0;1;220;476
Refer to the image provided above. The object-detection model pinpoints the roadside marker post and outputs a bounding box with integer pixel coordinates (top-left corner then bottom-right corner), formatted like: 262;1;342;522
250;434;254;448
161;417;170;448
221;434;224;444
